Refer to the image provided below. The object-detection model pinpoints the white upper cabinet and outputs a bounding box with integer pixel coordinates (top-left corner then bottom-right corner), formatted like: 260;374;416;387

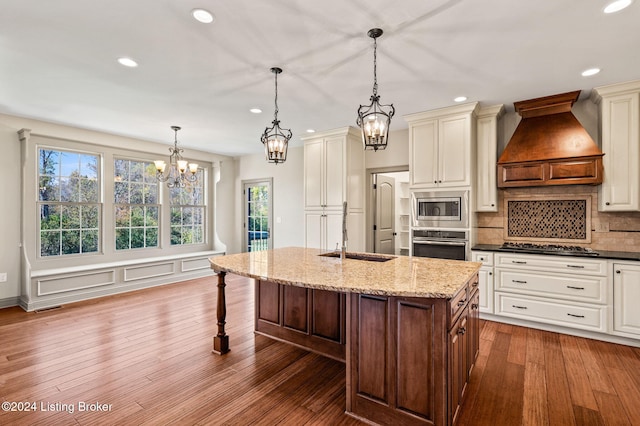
303;127;363;211
303;127;365;251
592;80;640;212
304;136;345;210
475;105;504;212
405;102;479;189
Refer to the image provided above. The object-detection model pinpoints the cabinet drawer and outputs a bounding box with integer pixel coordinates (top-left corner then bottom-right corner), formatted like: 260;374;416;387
495;253;607;276
472;251;493;266
495;293;607;332
448;284;469;328
496;270;606;304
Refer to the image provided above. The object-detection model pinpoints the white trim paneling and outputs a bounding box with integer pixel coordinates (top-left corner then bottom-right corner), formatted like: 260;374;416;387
37;270;116;296
124;262;174;282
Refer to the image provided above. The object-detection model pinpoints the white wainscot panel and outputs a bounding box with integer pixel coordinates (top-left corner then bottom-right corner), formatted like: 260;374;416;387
124;262;175;282
37;270;116;296
181;257;211;272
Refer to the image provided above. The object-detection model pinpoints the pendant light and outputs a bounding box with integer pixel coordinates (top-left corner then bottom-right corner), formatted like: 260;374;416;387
154;126;198;188
261;67;292;164
356;28;395;151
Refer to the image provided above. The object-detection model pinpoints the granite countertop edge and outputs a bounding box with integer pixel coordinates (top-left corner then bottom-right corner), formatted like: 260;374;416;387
210;247;481;299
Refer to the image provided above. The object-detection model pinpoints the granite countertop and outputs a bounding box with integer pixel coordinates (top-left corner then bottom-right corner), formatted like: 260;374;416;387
472;244;640;261
209;247;481;298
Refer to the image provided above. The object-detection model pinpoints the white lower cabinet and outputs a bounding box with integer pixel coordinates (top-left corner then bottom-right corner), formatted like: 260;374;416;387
493;253;608;333
495;293;607;332
305;211;342;252
613;262;640;338
471;251;494;314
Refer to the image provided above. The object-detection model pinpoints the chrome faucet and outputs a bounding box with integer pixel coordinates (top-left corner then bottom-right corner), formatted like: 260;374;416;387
341;201;348;259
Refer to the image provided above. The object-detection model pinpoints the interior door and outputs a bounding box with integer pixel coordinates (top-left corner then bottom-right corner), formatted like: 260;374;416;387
375;175;395;254
243;179;273;252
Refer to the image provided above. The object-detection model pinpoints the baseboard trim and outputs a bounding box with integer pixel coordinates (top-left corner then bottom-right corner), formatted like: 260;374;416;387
0;297;20;309
481;312;640;348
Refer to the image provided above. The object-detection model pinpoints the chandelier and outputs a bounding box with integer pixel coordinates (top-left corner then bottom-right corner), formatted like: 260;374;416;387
261;67;292;164
154;126;198;188
356;28;395;151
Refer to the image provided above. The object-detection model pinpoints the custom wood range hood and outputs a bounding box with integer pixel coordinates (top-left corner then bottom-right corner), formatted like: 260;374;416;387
497;90;604;187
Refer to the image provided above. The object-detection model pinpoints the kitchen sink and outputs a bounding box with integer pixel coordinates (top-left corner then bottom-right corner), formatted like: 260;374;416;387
318;252;395;262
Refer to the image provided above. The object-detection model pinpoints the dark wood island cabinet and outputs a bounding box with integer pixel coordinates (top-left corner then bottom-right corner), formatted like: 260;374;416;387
210;247;481;426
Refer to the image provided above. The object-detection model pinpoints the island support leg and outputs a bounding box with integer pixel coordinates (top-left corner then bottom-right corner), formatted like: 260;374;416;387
213;271;230;355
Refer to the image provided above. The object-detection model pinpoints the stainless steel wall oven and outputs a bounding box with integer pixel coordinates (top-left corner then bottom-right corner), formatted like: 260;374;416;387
412;229;469;261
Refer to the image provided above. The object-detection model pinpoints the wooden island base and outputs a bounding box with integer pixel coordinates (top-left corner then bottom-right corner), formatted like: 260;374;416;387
216;272;480;426
209;248;482;426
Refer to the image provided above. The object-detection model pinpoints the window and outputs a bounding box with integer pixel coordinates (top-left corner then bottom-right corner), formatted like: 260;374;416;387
38;149;100;257
114;159;159;250
170;170;205;245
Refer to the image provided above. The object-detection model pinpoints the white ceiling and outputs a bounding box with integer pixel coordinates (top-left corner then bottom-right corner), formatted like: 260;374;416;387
1;0;639;157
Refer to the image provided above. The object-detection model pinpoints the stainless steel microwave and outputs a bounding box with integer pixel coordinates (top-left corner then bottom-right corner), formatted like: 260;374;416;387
412;190;469;229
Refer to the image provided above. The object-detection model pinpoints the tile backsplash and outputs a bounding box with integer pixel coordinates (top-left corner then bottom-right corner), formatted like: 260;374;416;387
505;197;589;242
476;185;640;252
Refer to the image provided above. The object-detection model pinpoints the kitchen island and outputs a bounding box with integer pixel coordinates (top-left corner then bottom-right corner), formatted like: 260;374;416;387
209;247;481;426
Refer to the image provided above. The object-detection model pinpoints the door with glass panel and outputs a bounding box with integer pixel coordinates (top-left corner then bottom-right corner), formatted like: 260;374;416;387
243;179;273;252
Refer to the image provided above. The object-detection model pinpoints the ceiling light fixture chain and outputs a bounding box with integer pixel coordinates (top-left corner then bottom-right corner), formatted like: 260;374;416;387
372;29;379;97
154;126;199;188
261;67;292;164
356;28;395;151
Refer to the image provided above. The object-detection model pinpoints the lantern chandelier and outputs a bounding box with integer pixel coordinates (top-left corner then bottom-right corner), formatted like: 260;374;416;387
154;126;198;188
261;67;292;164
356;28;395;151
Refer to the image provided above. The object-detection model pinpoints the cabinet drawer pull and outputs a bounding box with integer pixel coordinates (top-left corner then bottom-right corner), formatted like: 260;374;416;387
512;305;528;310
457;299;467;307
567;313;585;319
472;280;479;287
512;280;527;284
512;260;527;265
566;285;585;290
471;303;479;310
567;265;585;269
458;327;466;335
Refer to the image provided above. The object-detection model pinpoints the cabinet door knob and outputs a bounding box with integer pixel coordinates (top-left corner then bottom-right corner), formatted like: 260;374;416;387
458;327;466;335
606;202;610;206
491;203;495;207
438;180;442;183
489;272;493;276
616;270;621;274
434;180;437;184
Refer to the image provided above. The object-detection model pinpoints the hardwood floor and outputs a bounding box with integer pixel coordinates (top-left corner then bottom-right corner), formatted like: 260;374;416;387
1;274;640;425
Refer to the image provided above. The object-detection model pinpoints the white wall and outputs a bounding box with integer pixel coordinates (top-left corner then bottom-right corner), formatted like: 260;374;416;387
0;118;22;305
365;128;409;169
235;146;305;252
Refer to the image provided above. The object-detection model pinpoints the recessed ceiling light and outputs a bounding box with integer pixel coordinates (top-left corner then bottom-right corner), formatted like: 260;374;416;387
306;129;316;133
604;0;633;13
582;68;601;77
250;108;262;114
117;57;138;68
192;8;214;23
454;96;467;103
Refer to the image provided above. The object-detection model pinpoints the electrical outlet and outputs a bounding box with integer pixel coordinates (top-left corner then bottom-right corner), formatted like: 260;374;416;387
0;272;7;282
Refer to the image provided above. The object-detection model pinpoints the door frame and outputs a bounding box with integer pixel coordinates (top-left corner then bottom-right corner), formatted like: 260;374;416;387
242;178;274;252
365;166;409;253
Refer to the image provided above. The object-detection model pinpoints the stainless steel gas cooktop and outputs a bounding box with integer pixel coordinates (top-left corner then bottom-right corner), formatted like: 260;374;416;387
499;242;600;256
